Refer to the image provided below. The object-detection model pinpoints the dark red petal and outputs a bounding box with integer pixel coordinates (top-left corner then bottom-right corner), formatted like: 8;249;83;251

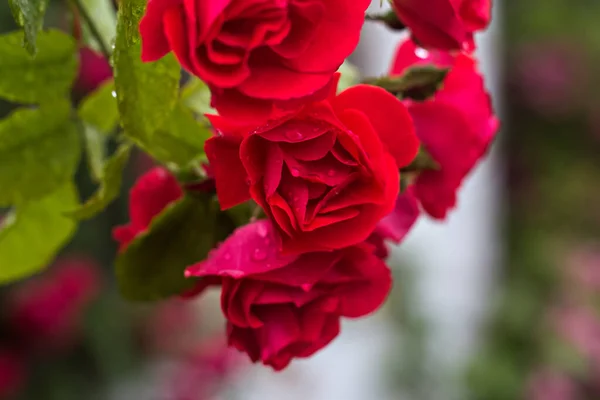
377;186;421;243
334;247;392;318
139;0;178;62
162;7;195;73
185;220;296;278
205;136;250;210
333;85;420;168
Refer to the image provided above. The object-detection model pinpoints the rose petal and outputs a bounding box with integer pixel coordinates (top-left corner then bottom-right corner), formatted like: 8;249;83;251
333;85;419;169
205;136;251;209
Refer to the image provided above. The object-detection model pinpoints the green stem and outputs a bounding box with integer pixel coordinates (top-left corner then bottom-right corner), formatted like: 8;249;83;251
72;0;112;59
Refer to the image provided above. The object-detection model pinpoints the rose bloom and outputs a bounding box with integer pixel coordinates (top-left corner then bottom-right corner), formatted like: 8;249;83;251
392;0;492;51
140;0;371;122
185;220;391;370
113;167;183;251
7;256;100;351
366;186;420;259
526;369;578;400
391;39;499;219
73;47;112;100
206;76;419;253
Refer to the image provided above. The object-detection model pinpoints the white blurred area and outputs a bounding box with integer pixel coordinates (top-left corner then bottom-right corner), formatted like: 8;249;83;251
232;1;504;400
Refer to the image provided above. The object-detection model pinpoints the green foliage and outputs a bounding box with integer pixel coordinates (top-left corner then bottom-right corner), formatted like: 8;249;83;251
7;0;50;55
0;30;78;103
0;182;79;283
337;61;360;92
0;101;81;206
113;0;181;155
79;0;116;52
365;65;449;101
181;77;215;116
69;143;131;220
146;104;211;166
82;125;107;182
78;81;119;134
115;194;218;301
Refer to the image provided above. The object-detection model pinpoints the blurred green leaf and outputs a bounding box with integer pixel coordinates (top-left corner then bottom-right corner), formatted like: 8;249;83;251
0;101;81;206
80;0;116;52
113;0;180;148
78;81;119;134
82;124;107;182
181;77;215;116
337;61;360;92
0;30;78;103
365;65;449;101
143;104;212;166
116;194;217;301
7;0;50;55
0;182;79;283
69;143;131;220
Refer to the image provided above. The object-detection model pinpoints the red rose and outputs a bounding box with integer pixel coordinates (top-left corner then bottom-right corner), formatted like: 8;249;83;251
366;186;420;259
392;0;492;51
391;39;499;219
185;220;391;370
73;47;113;99
113;167;183;251
8;256;100;350
205;78;419;253
140;0;371;123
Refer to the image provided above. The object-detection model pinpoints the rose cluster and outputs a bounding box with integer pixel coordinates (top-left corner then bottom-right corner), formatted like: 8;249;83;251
122;0;498;370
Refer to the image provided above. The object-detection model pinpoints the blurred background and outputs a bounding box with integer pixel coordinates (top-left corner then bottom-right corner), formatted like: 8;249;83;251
1;0;600;398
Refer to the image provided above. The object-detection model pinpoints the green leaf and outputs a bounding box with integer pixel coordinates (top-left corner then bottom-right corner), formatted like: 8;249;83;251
0;101;81;206
140;104;211;166
364;65;449;101
82;124;107;182
113;0;180;144
0;30;78;103
116;194;218;301
8;0;50;55
69;143;131;220
80;0;116;52
78;81;119;134
181;78;215;116
337;61;360;92
0;182;79;283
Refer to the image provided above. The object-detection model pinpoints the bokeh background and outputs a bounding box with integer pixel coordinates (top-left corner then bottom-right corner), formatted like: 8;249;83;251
1;0;600;399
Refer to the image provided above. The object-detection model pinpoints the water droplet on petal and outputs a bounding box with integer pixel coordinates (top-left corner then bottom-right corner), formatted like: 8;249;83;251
222;270;243;278
184;270;193;278
285;129;304;140
415;47;429;59
290;168;300;177
252;248;267;261
256;223;268;238
301;283;312;292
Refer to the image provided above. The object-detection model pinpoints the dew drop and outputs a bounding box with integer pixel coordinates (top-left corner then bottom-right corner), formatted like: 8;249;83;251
184;270;193;278
111;90;117;98
415;47;429;59
290;168;300;177
285;129;304;140
301;283;312;292
252;248;267;261
222;270;243;278
256;223;268;238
